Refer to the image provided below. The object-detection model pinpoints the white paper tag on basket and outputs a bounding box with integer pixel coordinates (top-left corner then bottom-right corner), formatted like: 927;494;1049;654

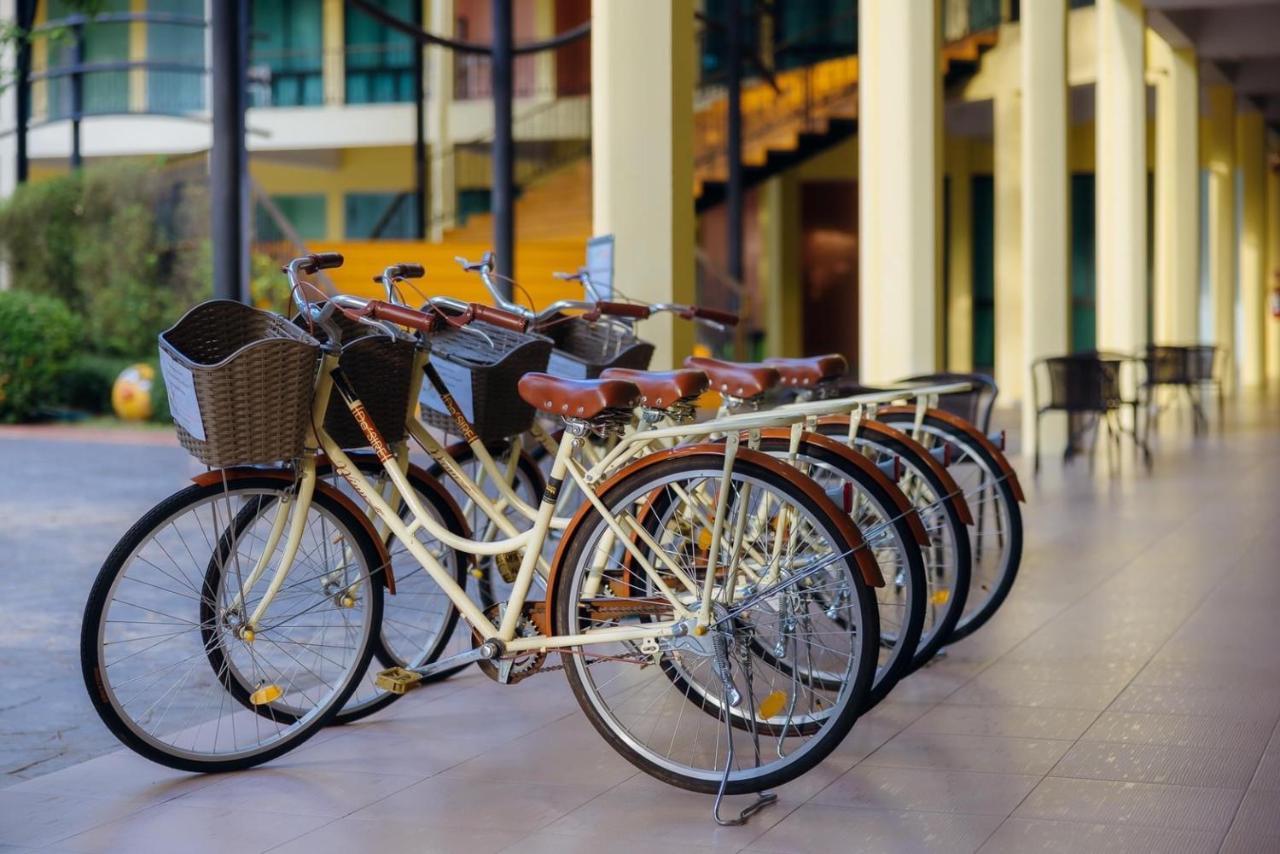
159;349;206;441
546;350;587;379
420;357;475;422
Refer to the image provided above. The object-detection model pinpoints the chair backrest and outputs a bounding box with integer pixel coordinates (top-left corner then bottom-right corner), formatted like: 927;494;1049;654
1186;345;1218;382
1037;354;1121;413
1145;345;1192;385
897;371;999;432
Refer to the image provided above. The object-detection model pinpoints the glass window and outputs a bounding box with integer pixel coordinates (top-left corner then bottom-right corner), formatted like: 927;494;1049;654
345;192;418;239
147;0;206;113
256;194;328;242
772;0;857;72
46;0;130;119
250;0;325;107
344;0;418;105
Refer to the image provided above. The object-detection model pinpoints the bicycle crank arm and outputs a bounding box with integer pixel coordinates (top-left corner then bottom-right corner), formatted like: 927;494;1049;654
375;639;503;694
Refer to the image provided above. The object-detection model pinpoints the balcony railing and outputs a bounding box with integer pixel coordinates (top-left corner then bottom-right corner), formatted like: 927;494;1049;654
248;43;420;108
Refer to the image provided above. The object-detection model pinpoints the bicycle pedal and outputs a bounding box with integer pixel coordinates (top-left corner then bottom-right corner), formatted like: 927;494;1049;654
374;666;423;694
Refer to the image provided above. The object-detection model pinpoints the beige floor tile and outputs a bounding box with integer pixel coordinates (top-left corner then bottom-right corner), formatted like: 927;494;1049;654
171;766;421;816
905;704;1098;740
499;830;735;854
0;790;151;847
269;816;524;854
812;765;1039;816
745;803;1003;854
1109;682;1280;719
978;817;1221;854
1051;741;1261;788
944;676;1123;710
1081;711;1275;752
1250;750;1280;791
1219;789;1280;854
55;803;329;854
1013;776;1242;831
863;732;1074;775
349;776;601;832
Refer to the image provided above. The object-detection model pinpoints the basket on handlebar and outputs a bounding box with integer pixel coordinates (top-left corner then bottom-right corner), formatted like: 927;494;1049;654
539;316;654;379
158;300;321;468
419;318;553;444
294;308;418;449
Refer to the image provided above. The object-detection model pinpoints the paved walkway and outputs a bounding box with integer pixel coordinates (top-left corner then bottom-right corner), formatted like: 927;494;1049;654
2;398;1279;852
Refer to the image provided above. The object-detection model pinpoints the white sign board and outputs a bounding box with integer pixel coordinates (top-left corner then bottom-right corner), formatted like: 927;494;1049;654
159;349;206;441
586;234;615;301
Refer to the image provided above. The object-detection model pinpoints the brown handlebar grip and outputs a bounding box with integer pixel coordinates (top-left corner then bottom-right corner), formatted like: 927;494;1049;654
468;303;528;333
397;263;425;279
693;306;739;326
596;300;651;319
362;300;438;333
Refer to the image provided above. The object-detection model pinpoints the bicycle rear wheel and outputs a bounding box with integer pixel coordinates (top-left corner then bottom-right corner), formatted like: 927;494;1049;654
553;452;879;795
81;477;382;772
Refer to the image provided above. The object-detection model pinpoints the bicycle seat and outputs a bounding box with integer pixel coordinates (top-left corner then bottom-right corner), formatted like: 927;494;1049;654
764;354;848;387
599;368;709;408
683;357;780;399
518;373;642;419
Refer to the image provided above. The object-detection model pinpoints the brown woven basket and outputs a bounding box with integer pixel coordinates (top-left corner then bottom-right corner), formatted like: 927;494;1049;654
318;325;417;449
539;316;654;379
159;300;321;467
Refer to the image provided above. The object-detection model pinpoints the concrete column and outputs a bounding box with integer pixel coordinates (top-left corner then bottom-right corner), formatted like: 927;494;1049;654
1237;110;1266;386
129;0;147;112
591;0;696;370
858;0;938;383
1268;154;1280;384
1095;0;1148;356
427;0;455;239
534;0;556;100
946;136;973;371
0;0;14;288
993;80;1022;396
760;173;802;358
322;0;345;106
1204;85;1235;389
1021;0;1070;454
1150;35;1198;343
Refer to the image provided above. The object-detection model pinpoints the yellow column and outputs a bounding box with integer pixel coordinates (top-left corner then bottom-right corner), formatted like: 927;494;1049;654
1150;34;1198;343
534;0;556;100
1095;0;1147;356
1268;153;1280;384
1204;85;1235;389
591;0;695;370
425;0;454;238
858;0;938;383
993;78;1022;397
322;0;345;106
1237;110;1266;386
1021;0;1069;454
760;174;802;358
946;136;974;371
128;0;147;112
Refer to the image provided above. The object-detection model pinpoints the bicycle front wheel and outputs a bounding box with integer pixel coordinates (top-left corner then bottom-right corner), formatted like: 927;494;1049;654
81;477;383;772
554;452;879;795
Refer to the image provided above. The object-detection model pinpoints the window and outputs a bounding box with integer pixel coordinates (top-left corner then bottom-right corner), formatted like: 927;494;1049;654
147;0;205;113
46;0;130;120
1070;174;1096;353
250;0;324;107
772;0;857;71
256;194;327;243
344;0;418;104
345;192;418;239
971;174;996;373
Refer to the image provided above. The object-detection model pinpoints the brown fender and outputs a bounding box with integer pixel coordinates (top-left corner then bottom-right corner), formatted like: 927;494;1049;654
817;416;975;525
752;429;929;548
877;407;1025;502
191;467;397;593
545;443;885;633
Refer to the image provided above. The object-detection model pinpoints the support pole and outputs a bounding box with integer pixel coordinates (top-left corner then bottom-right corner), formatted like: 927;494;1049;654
210;0;250;303
726;0;744;286
1237;109;1266;387
1151;34;1199;344
1205;85;1236;391
70;22;83;170
413;30;427;240
491;0;515;296
14;0;33;184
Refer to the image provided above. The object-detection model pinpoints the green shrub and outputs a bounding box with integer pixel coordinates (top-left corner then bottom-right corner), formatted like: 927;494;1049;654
56;353;136;413
0;291;82;422
147;358;171;424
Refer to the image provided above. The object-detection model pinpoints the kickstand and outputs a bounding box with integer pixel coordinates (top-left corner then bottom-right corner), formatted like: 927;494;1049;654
711;671;777;826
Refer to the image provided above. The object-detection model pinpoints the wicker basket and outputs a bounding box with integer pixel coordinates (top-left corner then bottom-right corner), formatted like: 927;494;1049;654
419;320;552;444
159;301;321;467
539;316;654;379
295;309;418;449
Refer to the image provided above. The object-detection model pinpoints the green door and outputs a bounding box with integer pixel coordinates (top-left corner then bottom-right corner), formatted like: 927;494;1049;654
1070;173;1096;352
971;174;995;373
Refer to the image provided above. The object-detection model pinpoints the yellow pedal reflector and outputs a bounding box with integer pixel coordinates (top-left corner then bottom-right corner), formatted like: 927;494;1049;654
697;529;713;550
374;666;423;695
758;690;788;719
340;595;356;608
250;684;282;706
240;628;255;643
931;590;951;606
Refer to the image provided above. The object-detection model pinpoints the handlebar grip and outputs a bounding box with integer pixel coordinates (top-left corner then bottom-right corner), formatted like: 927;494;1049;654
595;300;651;319
357;300;438;334
692;306;739;327
398;263;425;279
468;303;528;333
308;252;344;272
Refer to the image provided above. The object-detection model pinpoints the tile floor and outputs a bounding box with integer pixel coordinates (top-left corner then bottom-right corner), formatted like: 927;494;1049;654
4;397;1280;853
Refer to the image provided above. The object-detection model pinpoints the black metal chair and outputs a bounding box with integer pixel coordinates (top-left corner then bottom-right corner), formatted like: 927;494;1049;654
1142;344;1222;435
1031;353;1150;474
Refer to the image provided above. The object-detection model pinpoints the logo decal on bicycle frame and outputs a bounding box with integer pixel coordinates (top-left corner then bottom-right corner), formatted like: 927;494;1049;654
424;363;479;444
542;476;563;504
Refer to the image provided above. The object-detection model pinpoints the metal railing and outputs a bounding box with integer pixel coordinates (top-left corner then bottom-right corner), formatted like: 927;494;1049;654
247;43;420;108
